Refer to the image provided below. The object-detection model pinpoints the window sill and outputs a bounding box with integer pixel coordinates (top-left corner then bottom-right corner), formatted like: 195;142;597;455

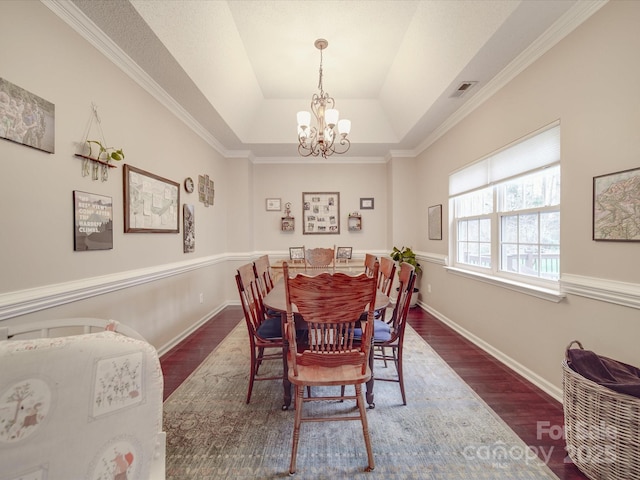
444;266;566;303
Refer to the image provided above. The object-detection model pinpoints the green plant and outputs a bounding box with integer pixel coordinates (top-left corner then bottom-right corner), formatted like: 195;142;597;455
390;246;422;276
86;140;124;162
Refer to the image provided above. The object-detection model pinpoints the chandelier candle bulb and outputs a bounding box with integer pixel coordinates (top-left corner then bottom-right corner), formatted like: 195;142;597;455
297;111;310;129
325;108;338;128
338;119;351;135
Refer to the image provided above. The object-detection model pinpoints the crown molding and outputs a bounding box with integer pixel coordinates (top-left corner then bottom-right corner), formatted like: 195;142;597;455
414;0;608;156
43;0;232;157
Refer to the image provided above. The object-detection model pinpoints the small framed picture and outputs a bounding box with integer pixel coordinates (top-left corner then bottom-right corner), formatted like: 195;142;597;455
266;198;281;211
360;198;374;210
428;204;443;240
289;246;305;262
336;246;352;260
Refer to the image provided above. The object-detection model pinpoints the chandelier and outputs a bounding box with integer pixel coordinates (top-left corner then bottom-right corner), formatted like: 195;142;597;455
297;39;351;158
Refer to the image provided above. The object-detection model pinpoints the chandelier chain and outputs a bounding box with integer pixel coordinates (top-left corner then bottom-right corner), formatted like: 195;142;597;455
318;47;323;94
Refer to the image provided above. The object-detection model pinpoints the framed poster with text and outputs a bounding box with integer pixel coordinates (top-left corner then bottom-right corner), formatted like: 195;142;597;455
73;191;113;251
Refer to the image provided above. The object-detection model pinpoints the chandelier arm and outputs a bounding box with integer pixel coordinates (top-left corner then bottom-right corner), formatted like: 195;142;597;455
331;137;351;156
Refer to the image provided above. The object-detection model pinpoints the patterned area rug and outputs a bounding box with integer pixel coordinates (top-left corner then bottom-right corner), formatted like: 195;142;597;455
163;323;559;479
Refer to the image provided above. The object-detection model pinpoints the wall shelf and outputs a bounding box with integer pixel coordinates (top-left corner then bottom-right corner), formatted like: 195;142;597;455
281;216;295;231
348;213;362;231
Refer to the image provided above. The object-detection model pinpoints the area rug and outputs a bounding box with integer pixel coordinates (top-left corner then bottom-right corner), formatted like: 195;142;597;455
163;323;559;480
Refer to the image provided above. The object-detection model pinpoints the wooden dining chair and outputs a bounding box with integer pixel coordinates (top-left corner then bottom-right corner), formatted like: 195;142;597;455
236;263;284;404
364;253;377;276
283;261;379;474
376;256;397;322
373;262;416;405
253;254;275;297
304;246;335;273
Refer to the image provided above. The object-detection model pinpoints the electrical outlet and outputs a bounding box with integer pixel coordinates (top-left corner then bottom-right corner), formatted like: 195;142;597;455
199;293;204;304
427;284;432;293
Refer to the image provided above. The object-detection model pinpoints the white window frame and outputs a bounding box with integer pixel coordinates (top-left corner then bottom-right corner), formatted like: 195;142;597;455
446;123;565;302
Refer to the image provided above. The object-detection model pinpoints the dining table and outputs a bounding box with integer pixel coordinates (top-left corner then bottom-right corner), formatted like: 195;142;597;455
262;277;390;410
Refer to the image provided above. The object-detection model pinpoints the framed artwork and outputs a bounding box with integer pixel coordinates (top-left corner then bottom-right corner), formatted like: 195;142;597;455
303;192;340;234
0;77;55;154
183;204;195;253
593;167;640;241
73;191;113;251
266;198;281;211
123;164;180;233
360;198;374;210
428;204;443;240
198;174;214;207
336;246;352;260
289;246;305;262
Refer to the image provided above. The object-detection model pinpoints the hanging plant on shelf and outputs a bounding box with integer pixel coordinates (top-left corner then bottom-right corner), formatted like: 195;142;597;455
76;103;125;181
85;140;125;163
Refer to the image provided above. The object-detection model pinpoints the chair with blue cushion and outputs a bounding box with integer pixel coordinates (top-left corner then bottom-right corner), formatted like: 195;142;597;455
283;261;379;474
236;262;284;404
373;262;416;405
253;254;278;316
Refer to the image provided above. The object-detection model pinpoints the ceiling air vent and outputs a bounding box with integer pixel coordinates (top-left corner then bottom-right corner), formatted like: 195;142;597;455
450;81;478;98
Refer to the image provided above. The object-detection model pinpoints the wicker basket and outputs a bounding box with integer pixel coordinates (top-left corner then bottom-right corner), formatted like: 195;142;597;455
562;340;640;480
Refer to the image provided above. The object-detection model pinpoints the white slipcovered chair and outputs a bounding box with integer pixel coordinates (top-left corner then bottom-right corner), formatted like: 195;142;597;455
0;317;165;479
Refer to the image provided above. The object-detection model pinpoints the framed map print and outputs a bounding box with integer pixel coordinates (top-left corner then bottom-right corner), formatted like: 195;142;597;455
302;192;340;234
593;167;640;241
123;164;180;233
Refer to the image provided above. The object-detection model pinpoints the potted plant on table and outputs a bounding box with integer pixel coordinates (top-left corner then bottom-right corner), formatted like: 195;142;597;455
390;246;421;307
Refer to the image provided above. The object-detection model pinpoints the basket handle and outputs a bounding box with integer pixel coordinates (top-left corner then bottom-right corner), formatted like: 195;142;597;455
565;339;584;361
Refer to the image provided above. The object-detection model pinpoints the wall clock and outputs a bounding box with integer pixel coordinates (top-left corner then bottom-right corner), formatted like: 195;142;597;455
184;177;194;193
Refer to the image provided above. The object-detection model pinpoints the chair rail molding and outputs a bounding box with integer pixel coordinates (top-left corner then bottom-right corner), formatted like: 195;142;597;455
417;251;447;266
0;254;227;321
561;274;640;310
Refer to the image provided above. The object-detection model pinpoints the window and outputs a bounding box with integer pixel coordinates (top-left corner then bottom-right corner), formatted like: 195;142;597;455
450;124;560;287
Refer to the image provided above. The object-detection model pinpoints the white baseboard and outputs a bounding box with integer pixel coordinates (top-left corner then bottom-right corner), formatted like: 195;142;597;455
416;301;563;403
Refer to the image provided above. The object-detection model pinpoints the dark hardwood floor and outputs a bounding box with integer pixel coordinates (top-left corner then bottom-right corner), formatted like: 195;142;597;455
160;305;588;480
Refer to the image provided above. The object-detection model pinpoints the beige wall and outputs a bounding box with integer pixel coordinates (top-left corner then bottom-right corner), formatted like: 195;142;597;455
415;0;639;396
0;1;398;353
1;1;638;400
250;161;389;253
0;1;231;348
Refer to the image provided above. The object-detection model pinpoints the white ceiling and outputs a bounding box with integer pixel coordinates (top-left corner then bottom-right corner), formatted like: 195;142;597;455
58;0;605;161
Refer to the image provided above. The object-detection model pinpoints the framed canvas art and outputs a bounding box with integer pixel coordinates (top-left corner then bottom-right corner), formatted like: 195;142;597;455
0;77;55;153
